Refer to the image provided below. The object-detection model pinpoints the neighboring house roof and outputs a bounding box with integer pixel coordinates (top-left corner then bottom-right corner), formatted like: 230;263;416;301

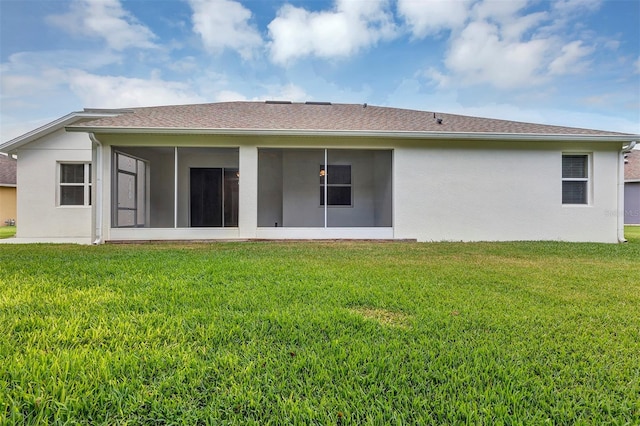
625;150;640;182
66;102;638;142
0;154;17;187
0;109;132;154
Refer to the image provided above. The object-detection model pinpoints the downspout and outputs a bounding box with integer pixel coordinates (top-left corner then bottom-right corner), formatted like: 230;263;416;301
89;133;103;244
618;141;637;242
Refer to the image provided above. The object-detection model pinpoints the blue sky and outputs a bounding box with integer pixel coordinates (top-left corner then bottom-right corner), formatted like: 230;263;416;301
1;0;639;143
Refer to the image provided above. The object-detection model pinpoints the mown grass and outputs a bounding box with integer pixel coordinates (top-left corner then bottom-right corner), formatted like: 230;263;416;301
0;226;15;239
1;236;639;424
626;225;640;242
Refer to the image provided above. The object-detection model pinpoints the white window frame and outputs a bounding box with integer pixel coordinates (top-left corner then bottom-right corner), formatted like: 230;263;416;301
561;153;591;205
58;162;91;207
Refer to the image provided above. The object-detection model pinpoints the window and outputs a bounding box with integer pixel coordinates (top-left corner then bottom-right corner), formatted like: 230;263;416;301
59;163;91;206
320;164;351;206
562;154;589;204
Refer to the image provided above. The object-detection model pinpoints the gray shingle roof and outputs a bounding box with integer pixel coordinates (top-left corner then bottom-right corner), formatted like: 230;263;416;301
0;154;17;185
68;101;633;137
625;150;640;181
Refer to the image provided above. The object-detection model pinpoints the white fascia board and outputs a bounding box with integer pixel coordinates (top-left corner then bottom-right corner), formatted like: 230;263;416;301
0;111;126;154
65;126;640;143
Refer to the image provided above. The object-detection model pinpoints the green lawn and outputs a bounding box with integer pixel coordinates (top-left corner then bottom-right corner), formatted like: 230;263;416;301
1;237;639;424
626;225;640;242
0;226;15;239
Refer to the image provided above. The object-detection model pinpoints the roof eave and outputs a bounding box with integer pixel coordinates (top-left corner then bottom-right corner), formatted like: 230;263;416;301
0;110;128;154
66;126;639;143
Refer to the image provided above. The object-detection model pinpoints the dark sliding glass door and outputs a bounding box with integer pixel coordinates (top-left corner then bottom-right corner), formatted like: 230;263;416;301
190;168;238;227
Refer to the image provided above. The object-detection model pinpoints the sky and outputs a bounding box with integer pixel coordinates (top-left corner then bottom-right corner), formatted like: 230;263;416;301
1;0;639;144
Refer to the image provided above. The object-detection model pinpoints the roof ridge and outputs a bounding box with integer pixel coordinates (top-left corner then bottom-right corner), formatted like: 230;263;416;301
5;102;636;146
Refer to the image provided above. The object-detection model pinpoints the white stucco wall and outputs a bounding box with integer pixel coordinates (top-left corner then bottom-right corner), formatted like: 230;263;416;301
15;128;93;243
68;133;623;243
394;140;620;242
13;130;620;243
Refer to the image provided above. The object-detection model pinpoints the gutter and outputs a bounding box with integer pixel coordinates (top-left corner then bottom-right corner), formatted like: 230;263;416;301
89;133;103;245
64;126;639;143
618;141;638;242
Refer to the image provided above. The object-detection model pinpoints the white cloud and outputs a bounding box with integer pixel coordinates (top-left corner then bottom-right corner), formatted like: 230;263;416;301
0;50;122;101
167;56;199;73
67;70;206;108
472;0;529;23
262;83;309;102
387;81;639;134
498;11;548;41
214;83;309;103
1;66;66;98
268;0;396;65
214;90;248;102
397;0;470;37
208;81;309;104
542;0;602;35
455;103;638;134
420;0;600;90
188;0;263;60
444;21;550;89
634;57;640;74
552;0;602;14
1;52;74;103
1;117;56;144
548;40;593;75
2;50;121;74
46;0;157;50
422;67;450;88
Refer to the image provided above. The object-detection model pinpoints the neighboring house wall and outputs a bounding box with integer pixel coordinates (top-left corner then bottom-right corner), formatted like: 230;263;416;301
624;150;640;225
0;154;17;226
0;186;16;225
625;183;640;224
16;128;93;242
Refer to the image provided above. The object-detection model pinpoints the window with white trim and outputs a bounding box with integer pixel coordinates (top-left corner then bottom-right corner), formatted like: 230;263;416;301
320;164;352;206
562;154;589;205
59;163;91;206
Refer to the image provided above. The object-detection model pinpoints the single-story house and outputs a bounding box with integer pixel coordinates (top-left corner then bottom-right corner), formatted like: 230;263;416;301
625;149;640;225
0;101;638;244
0;154;17;227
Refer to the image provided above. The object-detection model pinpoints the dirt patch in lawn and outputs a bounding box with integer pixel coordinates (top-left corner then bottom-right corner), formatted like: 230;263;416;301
351;306;412;329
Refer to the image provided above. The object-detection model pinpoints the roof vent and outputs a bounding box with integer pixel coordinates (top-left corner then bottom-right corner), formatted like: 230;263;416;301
265;100;292;104
304;101;332;105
